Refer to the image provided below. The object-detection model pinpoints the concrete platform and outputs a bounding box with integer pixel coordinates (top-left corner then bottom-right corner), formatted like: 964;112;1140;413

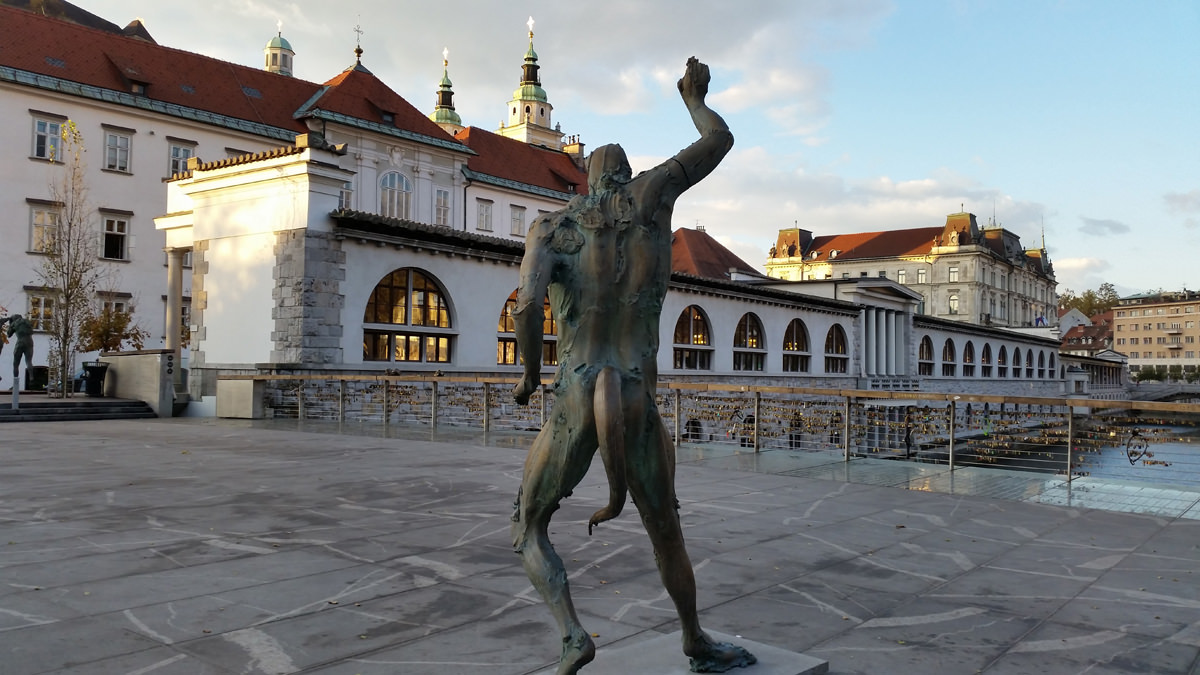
533;630;827;674
1;418;1198;674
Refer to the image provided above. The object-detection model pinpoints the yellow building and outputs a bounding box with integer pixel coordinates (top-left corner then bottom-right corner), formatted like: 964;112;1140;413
1112;291;1200;379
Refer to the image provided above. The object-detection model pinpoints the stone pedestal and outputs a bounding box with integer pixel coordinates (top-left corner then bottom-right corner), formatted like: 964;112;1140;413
535;630;827;675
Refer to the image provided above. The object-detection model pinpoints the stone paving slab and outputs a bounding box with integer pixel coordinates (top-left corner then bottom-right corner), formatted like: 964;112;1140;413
0;419;1198;674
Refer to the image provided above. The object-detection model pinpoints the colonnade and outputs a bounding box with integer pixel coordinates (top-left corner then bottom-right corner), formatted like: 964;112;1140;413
863;308;908;377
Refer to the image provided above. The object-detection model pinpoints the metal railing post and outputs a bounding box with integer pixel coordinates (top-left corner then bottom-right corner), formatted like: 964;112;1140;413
338;379;346;422
430;380;439;430
297;380;305;420
540;385;547;427
843;396;852;461
948;399;957;470
1066;406;1074;482
483;382;491;432
383;379;390;426
753;391;761;452
674;389;682;445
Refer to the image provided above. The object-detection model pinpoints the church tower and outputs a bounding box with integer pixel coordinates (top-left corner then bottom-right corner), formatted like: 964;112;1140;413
263;21;295;77
429;48;464;135
496;17;564;150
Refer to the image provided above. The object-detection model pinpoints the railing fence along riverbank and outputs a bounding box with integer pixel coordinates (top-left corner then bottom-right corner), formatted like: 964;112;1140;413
220;374;1200;486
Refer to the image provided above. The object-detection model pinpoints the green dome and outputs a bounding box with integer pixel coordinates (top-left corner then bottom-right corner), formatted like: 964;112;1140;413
266;34;293;52
514;83;548;102
430;108;462;126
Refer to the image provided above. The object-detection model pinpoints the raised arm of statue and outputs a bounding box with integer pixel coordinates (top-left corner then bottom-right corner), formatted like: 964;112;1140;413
657;57;734;200
512;216;558;405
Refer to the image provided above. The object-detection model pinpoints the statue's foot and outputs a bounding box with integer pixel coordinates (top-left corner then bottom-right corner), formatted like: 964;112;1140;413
686;634;756;673
557;628;596;675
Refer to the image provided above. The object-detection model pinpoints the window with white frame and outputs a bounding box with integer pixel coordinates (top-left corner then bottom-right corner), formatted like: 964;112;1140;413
948;265;959;282
379;171;412;219
510;205;527;237
917;268;927;284
167;139;195;175
28;293;54;331
29;201;60;253
339;181;354;210
103;128;133;172
948;294;959;315
101;214;130;260
897;269;906;284
435;188;451;226
476;199;493;232
32;115;63;160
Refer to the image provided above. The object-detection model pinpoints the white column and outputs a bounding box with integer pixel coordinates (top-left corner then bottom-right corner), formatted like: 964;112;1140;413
864;309;876;376
895;313;907;375
875;308;886;378
165;247;185;389
885;310;896;375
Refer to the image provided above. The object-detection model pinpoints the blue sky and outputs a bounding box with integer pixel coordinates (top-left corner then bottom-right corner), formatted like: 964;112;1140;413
86;0;1200;297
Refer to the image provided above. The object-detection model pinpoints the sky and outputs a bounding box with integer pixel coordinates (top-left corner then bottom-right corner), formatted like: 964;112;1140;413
84;0;1200;297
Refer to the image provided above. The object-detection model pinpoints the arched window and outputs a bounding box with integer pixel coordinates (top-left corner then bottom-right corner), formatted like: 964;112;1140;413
942;339;956;377
823;324;848;374
997;345;1008;378
782;318;810;373
363;268;453;363
1012;348;1022;378
918;335;934;376
963;341;976;377
497;290;557;366
1037;351;1046;379
981;344;993;377
673;305;712;370
1025;350;1034;378
733;313;765;371
1048;353;1056;379
948;294;960;315
379;171;412;220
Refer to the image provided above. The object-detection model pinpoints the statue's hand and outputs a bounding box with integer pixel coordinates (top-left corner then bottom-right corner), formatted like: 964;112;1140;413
677;56;710;107
513;375;540;406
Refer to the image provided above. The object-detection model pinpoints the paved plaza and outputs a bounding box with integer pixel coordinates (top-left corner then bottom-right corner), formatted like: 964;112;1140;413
1;418;1199;674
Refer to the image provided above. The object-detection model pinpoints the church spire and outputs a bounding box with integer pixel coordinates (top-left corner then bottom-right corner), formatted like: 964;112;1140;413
263;20;295;76
429;47;464;135
497;16;564;150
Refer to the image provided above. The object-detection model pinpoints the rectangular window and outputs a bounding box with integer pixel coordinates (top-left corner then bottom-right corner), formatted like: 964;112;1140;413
102;216;129;260
510;206;527;237
948;266;959;282
30;204;60;253
476;200;493;231
896;270;906;284
435;189;451;226
878;271;886;278
28;294;54;331
168;142;194;175
339;181;354;210
917;268;927;284
104;130;132;172
32;116;63;160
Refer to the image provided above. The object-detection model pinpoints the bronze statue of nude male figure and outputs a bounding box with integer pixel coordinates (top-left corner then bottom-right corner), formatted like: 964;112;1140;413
511;57;755;674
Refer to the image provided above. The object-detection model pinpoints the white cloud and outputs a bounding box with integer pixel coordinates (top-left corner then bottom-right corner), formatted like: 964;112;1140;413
1164;189;1200;214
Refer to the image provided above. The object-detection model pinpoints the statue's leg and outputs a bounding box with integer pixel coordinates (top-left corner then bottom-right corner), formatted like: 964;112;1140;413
627;418;756;673
512;389;600;675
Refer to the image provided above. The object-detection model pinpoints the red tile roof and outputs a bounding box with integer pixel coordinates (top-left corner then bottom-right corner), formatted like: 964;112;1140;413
672;228;761;280
308;66;459;143
0;5;462;151
806;227;943;262
454;127;586;195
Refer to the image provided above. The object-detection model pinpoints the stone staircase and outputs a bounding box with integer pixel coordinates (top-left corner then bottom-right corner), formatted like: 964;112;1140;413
0;398;157;422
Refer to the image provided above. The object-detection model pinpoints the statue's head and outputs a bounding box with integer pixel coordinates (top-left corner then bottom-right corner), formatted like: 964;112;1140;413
587;144;632;193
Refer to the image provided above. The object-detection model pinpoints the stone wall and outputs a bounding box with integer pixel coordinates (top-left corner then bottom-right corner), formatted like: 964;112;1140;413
271;230;346;364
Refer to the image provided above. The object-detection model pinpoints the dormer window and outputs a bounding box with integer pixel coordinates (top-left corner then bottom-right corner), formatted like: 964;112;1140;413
381;112;394;124
829;250;839;259
810;251;819;260
131;83;146;95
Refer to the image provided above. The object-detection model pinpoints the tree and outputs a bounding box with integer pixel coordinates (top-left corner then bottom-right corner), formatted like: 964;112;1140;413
37;120;104;396
78;301;148;353
1058;282;1120;317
